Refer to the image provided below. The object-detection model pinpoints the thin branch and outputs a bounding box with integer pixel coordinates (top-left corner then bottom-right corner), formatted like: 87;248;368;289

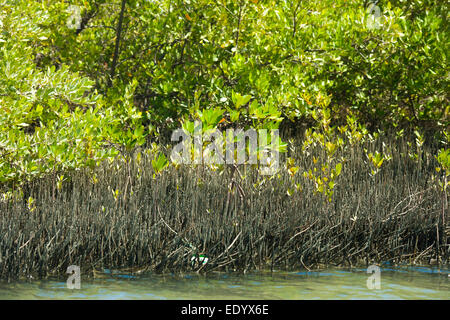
108;0;127;87
292;1;302;38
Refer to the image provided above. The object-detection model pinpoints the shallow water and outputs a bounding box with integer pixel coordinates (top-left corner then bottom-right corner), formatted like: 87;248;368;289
0;266;448;300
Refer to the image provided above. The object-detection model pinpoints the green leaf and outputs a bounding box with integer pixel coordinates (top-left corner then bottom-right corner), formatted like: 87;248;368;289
230;110;240;122
335;163;342;176
152;152;169;174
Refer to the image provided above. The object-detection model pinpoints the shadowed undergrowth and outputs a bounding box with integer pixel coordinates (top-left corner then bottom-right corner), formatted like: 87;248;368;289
0;137;448;280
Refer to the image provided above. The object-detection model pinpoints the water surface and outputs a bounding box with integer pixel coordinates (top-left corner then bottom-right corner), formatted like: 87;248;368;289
0;266;448;300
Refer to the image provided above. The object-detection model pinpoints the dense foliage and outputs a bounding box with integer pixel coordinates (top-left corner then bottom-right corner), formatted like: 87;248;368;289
0;0;448;191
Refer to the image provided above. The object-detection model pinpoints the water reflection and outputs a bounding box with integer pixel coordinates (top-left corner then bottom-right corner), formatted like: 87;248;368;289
0;266;448;300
